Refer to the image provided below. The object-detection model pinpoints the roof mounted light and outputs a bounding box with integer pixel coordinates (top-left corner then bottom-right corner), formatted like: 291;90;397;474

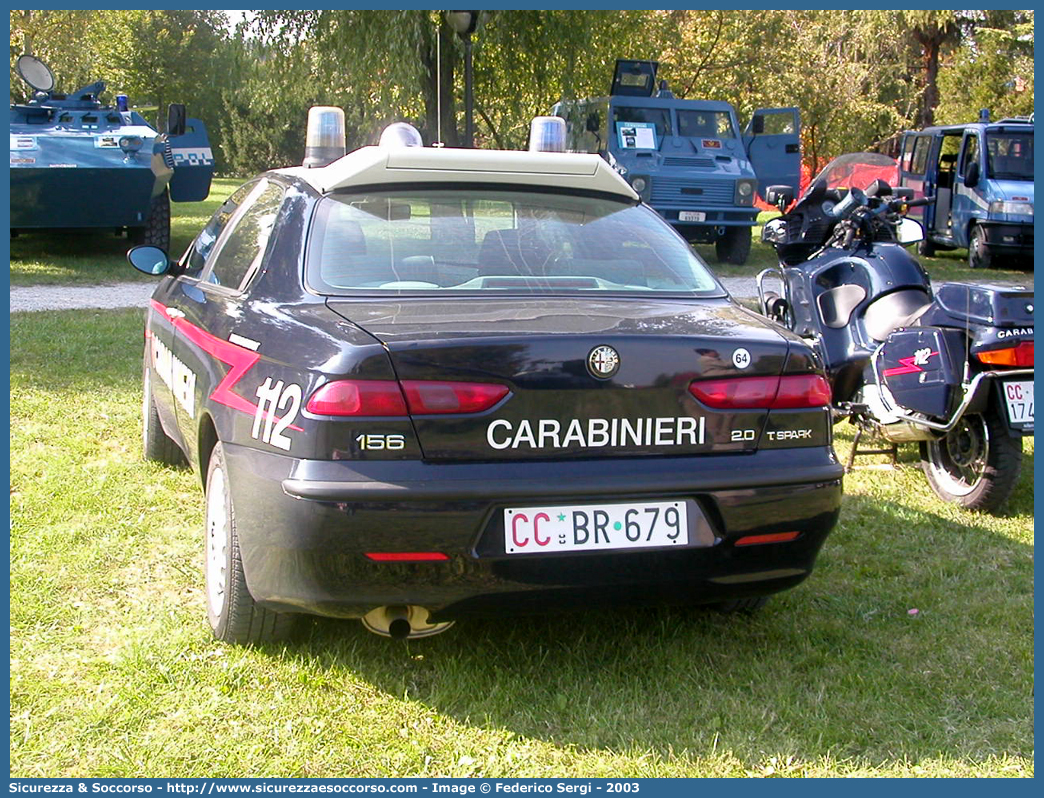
528;116;567;153
379;122;424;149
304;106;346;169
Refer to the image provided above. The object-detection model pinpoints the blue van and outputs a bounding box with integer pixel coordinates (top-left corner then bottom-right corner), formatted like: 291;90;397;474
898;111;1033;269
552;60;801;265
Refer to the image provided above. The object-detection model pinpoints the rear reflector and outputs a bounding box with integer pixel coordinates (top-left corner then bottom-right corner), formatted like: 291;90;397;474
365;552;449;562
689;374;831;409
306;380;408;416
734;531;801;546
976;341;1033;367
401;380;509;415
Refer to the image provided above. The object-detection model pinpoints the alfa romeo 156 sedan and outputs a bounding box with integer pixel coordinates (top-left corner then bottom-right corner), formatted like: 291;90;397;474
129;116;843;643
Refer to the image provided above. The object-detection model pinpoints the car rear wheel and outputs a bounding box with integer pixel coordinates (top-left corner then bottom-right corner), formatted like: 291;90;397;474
142;354;185;466
715;226;752;265
129;189;171;252
205;442;297;644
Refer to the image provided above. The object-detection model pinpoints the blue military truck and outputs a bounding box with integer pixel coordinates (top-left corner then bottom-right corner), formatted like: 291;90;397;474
10;54;214;252
898;110;1033;269
552;59;801;264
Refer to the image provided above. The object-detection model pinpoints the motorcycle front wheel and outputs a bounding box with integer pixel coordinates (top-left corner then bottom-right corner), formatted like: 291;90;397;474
919;411;1022;513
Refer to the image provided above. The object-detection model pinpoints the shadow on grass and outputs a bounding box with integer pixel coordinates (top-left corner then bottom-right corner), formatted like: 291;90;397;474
279;489;1032;768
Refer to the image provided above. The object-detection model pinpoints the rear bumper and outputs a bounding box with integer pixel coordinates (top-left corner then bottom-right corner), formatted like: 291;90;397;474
225;444;844;621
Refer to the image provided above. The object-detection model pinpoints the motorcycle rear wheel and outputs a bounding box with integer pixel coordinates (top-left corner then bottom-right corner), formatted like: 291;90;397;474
919;411;1022;513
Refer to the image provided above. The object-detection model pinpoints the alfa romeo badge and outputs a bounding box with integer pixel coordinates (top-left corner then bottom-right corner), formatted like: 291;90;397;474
588;345;620;378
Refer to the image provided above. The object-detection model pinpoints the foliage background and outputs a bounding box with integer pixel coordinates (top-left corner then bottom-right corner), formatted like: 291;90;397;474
9;10;1035;177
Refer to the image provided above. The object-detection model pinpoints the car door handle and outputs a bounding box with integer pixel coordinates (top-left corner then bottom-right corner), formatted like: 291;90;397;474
164;307;186;320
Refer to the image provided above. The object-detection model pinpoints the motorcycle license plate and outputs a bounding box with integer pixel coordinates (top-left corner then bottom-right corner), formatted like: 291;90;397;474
504;500;687;555
679;211;706;222
1003;381;1033;425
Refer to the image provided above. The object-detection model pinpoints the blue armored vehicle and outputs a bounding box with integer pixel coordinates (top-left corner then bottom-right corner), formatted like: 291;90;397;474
10;54;214;251
553;59;801;264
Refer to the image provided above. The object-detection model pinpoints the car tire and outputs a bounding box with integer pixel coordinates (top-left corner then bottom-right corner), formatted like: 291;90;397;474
919;411;1022;513
205;441;297;644
714;596;769;614
129;189;171;252
142;354;185;466
968;224;992;269
917;238;936;258
715;226;752;265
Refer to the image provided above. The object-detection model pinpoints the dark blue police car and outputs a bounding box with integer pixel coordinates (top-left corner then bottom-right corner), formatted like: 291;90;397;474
129;115;843;642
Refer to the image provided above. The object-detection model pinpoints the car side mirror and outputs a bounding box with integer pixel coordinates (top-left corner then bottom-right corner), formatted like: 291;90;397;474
167;103;187;137
586;112;600;133
128;245;171;275
765;184;794;212
897;218;925;246
751;115;765;135
964;160;980;188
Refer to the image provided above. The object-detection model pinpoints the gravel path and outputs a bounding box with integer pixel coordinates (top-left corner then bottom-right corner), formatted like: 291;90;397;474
10;281;157;313
10;278;761;313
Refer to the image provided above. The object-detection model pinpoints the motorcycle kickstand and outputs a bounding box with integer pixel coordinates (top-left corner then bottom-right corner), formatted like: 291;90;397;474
845;425;900;472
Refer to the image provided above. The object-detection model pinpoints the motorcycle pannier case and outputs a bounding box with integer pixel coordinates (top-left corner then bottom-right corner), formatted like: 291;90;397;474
879;328;967;419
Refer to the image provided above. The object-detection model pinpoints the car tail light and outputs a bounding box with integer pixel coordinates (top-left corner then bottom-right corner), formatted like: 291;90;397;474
305;380;408;416
976;341;1033;367
401;380;509;415
689;374;831;409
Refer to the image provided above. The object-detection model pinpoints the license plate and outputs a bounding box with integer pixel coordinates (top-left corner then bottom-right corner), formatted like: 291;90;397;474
504;501;687;555
1003;380;1034;424
679;211;706;222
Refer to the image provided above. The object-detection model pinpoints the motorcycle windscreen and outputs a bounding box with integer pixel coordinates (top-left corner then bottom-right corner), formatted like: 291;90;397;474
743;107;801;200
169;117;214;202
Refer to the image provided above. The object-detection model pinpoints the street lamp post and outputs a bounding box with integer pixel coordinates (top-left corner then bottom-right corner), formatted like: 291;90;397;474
446;10;480;148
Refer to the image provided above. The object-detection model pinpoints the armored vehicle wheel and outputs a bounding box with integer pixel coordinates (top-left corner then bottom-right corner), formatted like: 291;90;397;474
142;351;185;466
715;226;752;265
919;411;1022;513
968;224;992;269
206;442;297;644
130;190;171;252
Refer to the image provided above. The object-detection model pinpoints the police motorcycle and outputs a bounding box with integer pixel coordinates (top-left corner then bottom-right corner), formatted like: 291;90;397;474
757;152;1033;514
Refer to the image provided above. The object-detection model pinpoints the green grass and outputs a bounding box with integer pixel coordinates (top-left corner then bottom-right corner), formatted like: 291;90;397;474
8;178;241;286
10;308;1033;778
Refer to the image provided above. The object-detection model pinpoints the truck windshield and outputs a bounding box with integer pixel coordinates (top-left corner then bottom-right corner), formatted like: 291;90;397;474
985;132;1033;180
677;110;735;139
307;189;721;296
611;106;672;139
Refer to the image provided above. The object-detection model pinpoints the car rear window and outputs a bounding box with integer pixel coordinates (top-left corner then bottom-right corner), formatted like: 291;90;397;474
306;189;721;296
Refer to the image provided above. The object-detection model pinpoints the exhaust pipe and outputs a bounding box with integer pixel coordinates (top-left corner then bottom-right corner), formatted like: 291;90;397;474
361;605;455;640
385;606;412;640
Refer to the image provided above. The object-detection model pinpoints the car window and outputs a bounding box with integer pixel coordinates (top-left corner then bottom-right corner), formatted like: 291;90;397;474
677;110;736;139
306;189;720;296
961;134;980;177
204;181;285;291
910;135;931;175
986;132;1033;179
183;180;257;278
611;106;672;139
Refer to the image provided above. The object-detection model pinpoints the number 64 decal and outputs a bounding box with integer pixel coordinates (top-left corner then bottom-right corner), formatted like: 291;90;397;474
252;377;302;451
